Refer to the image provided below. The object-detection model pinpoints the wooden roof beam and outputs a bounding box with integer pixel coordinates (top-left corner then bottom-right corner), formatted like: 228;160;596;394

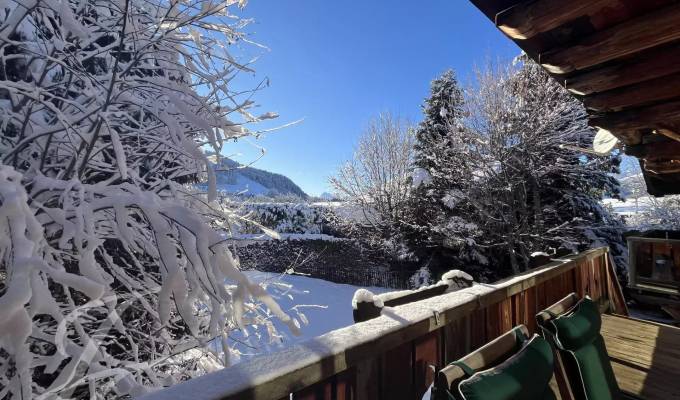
624;140;680;160
583;72;680;112
496;0;620;40
540;3;680;74
656;128;680;144
565;43;680;96
589;100;680;133
643;160;680;175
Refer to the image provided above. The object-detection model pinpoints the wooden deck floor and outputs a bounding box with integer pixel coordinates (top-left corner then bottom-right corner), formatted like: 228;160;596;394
602;314;680;400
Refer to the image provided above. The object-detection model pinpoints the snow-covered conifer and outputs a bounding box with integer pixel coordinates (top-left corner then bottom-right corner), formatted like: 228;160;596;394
405;70;469;264
407;59;625;277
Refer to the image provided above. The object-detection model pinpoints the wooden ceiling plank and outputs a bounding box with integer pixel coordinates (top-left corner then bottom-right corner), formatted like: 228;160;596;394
565;43;680;95
540;3;680;74
643;160;680;174
496;0;619;40
583;72;680;112
656;128;680;144
589;100;680;132
624;140;680;160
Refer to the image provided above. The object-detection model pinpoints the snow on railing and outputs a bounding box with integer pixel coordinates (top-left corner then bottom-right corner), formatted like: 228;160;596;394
139;247;617;400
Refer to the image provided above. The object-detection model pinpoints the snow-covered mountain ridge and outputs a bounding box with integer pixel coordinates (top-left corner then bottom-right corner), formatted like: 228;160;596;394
206;156;308;198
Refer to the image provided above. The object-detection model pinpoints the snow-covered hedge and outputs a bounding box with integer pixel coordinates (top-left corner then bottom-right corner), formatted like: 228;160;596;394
230;202;341;235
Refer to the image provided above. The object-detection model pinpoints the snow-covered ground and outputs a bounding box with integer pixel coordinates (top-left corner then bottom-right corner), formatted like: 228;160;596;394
227;271;388;363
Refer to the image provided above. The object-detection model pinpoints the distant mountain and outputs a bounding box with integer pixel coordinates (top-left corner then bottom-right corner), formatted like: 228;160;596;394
319;192;336;201
206;156;308;199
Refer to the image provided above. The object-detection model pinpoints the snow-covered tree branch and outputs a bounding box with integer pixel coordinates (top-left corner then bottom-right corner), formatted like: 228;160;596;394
0;1;298;398
329;112;415;235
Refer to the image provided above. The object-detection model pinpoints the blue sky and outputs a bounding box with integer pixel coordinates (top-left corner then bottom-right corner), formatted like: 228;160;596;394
225;1;520;196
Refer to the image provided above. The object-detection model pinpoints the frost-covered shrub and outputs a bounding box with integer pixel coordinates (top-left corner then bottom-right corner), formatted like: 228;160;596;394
0;1;298;398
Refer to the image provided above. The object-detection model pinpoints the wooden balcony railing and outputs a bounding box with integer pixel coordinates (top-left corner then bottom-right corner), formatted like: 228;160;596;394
141;247;625;400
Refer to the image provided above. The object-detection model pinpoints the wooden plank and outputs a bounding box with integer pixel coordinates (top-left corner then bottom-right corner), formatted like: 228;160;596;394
335;368;355;400
355;358;379;400
587;258;597;300
536;281;548;312
611;362;680;400
511;293;522;327
414;330;441;400
606;252;629;316
485;303;502;341
496;0;618;40
381;342;413;400
637;241;654;279
654;241;673;259
470;308;487;351
589;100;680;133
625;140;680;159
544;277;556;306
444;317;470;362
583;72;680;112
550;275;568;306
565;266;576;294
294;379;333;400
573;266;584;298
603;314;680;399
501;298;513;333
558;274;569;302
540;3;680;74
593;257;603;301
580;260;591;297
523;286;537;334
565;43;680;96
652;241;675;282
336;380;350;400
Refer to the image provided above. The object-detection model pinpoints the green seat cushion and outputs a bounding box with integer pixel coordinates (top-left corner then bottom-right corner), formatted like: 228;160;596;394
550;297;601;350
548;298;620;400
457;335;556;400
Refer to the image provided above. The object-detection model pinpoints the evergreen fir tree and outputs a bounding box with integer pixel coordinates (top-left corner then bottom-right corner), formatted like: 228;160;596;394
406;70;467;265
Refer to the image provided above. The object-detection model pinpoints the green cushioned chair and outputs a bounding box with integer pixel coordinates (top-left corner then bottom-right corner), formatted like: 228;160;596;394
537;293;621;400
433;325;557;400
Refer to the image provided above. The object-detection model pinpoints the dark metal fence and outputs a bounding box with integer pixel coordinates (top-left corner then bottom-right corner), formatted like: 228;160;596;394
243;262;414;289
297;264;413;289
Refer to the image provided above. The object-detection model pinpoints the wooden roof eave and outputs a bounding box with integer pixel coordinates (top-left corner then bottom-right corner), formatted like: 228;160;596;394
469;0;680;196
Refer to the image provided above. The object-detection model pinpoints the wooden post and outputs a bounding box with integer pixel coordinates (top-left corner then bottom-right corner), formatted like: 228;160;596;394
606;252;629;316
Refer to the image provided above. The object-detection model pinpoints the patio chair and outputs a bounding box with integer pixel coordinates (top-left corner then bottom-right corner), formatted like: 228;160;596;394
537;293;621;400
432;325;557;400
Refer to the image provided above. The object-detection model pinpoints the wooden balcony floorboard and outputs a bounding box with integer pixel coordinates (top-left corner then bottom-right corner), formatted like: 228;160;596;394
602;314;680;400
